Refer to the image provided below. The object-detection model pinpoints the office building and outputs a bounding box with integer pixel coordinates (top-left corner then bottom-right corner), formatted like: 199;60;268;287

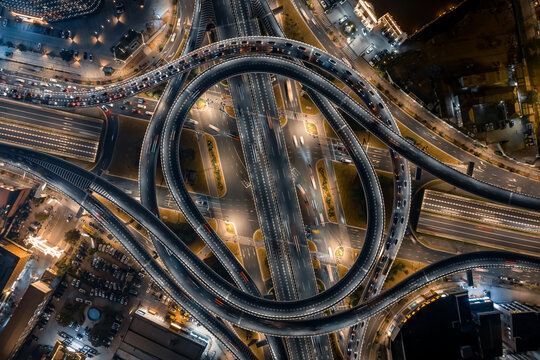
494;302;540;353
0;280;52;359
0;185;30;223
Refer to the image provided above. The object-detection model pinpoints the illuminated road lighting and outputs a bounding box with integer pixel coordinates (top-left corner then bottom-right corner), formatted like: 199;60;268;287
26;235;64;258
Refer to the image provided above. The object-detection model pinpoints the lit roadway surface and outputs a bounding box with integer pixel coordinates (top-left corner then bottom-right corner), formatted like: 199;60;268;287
2;143;540;351
421;190;540;234
210;0;324;357
3;52;537;323
417;214;540;255
0;99;102;140
0;18;539;360
0;99;102;161
1;36;538;209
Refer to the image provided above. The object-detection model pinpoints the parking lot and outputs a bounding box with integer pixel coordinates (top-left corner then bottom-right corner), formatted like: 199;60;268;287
22;225;149;358
0;0;172;79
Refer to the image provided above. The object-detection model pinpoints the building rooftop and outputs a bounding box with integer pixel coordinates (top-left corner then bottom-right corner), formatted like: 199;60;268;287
0;246;20;293
115;314;205;360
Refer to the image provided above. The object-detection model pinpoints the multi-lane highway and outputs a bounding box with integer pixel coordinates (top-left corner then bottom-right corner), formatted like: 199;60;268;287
417;213;540;255
2;143;539;339
421;190;540;234
0;4;539;358
0;99;102;161
2;36;538;210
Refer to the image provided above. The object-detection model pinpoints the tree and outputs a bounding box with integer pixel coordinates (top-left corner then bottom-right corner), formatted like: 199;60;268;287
525;90;539;105
34;212;49;222
60;49;73;62
64;229;80;244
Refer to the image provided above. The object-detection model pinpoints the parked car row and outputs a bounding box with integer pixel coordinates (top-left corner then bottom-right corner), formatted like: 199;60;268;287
72;241;88;267
98;243;130;265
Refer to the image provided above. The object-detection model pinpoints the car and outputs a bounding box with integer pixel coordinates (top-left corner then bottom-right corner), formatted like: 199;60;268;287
88;53;93;62
83;52;88;60
76;333;83;340
2;19;7;27
84;300;92;305
195;199;208;208
75;297;84;303
66;214;73;222
338;15;348;25
366;45;374;54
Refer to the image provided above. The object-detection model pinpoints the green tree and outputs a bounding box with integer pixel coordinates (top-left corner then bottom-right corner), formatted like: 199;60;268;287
34;212;49;222
525;90;540;105
64;229;81;244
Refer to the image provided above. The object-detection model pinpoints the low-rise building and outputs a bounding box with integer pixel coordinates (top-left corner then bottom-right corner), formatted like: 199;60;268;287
114;314;206;360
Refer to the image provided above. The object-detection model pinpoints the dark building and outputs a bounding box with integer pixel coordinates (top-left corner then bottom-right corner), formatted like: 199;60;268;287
494;302;540;353
114;314;206;360
0;0;101;22
391;290;503;360
471;307;502;359
0;243;30;294
0;185;30;220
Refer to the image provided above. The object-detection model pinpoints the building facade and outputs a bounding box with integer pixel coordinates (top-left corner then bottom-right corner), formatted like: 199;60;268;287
0;280;52;359
494;301;540;353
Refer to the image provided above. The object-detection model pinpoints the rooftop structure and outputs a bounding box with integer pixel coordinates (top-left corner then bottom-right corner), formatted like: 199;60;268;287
114;314;206;360
0;0;102;22
494;301;540;353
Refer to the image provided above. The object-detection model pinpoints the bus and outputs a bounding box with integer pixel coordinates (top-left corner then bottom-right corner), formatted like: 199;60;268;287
285;81;294;102
82;224;96;236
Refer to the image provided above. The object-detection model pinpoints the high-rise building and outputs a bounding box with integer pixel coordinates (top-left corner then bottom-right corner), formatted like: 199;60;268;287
0;0;102;22
0;184;30;221
0;280;52;359
494;301;540;353
0;243;30;294
353;0;407;44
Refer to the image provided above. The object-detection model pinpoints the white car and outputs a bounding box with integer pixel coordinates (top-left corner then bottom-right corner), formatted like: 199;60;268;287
366;45;375;54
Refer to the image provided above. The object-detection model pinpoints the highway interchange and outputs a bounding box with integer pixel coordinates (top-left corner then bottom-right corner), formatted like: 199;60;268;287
0;1;539;359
